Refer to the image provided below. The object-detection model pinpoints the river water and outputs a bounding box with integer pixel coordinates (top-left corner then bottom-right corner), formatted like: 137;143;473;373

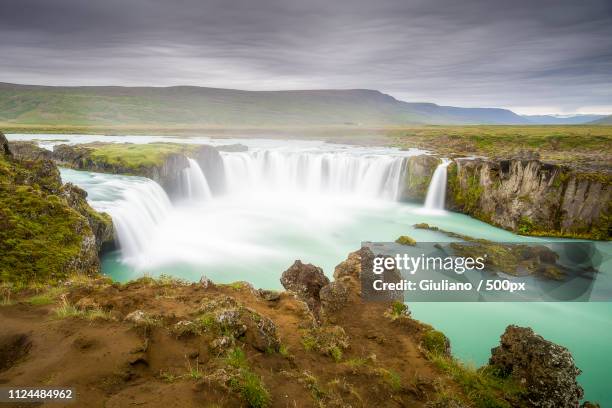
8;133;612;405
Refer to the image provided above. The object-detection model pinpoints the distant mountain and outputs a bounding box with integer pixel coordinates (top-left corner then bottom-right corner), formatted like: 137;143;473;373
522;114;607;125
0;82;531;127
590;115;612;124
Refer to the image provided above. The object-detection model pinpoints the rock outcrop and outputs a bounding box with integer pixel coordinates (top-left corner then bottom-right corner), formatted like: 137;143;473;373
52;143;190;196
62;183;114;250
0;131;11;156
0;139;113;284
447;157;611;240
490;325;583;408
399;155;440;202
7;141;54;161
191;144;226;194
281;260;330;319
51;143;226;199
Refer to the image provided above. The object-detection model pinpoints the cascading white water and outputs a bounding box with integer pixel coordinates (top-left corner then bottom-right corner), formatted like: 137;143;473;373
180;158;213;200
221;150;407;200
424;159;451;210
59;169;173;262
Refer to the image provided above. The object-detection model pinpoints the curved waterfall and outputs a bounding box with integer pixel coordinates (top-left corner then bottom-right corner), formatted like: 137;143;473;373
59;169;173;261
221;150;407;200
103;179;172;260
180;158;213;201
424;159;451;210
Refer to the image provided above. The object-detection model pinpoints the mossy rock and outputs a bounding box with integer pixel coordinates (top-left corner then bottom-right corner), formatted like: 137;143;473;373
395;235;416;246
0;153;104;285
422;329;451;356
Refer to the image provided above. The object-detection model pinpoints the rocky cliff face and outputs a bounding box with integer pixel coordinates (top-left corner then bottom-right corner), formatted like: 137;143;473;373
0;136;113;284
51;143;226;198
446;157;611;240
7;141;54;161
192;144;226;194
0;131;11;156
398;154;440;202
52;144;190;195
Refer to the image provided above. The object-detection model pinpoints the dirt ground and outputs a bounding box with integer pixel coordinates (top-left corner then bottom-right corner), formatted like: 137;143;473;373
0;269;456;408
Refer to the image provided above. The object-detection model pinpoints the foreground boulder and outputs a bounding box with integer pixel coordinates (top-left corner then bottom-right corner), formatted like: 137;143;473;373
280;260;329;318
489;325;583;408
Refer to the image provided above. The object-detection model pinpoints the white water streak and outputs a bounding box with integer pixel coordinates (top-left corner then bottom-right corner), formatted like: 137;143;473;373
424;159;451;210
180;158;213;200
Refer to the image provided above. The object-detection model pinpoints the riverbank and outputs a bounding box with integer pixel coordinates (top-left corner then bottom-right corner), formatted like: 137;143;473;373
1;249;594;408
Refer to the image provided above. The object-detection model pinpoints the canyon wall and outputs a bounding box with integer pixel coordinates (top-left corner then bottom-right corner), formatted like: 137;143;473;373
446;157;611;240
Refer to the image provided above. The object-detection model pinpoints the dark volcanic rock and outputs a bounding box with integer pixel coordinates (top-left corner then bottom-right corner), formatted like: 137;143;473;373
281;260;330;318
8;141;54;161
0;131;11;156
319;280;351;313
489;325;583;408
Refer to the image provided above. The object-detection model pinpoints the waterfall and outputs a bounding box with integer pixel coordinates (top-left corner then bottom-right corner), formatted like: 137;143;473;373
424;159;451;210
221;150;407;200
107;179;173;260
180;158;213;200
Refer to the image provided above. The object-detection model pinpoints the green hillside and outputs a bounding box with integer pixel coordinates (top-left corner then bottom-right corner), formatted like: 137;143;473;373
0;82;529;127
591;115;612;124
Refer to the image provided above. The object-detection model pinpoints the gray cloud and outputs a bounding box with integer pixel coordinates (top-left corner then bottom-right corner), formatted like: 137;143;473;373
1;0;611;113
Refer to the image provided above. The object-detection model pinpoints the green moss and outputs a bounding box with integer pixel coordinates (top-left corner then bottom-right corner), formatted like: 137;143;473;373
454;173;483;214
422;330;449;355
386;301;411;320
517;217;534;234
414;222;436;230
395;235;416;246
59;142;202;176
0;155;95;285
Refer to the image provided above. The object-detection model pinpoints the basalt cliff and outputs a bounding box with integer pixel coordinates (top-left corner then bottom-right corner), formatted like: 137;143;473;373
398;154;610;240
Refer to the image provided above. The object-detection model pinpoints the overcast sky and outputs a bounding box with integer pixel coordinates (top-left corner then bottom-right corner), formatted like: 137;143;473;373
1;0;611;114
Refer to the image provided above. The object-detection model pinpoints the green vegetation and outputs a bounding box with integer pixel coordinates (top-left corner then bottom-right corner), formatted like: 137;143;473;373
224;348;271;408
301;326;350;362
426;352;524;408
375;368;403;392
422;330;449;355
0;154;97;285
447;163;484;216
395;235;416;246
53;299;112;321
56;142;202;174
389;125;612;165
386;301;411;320
27;287;65;305
184;357;203;380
